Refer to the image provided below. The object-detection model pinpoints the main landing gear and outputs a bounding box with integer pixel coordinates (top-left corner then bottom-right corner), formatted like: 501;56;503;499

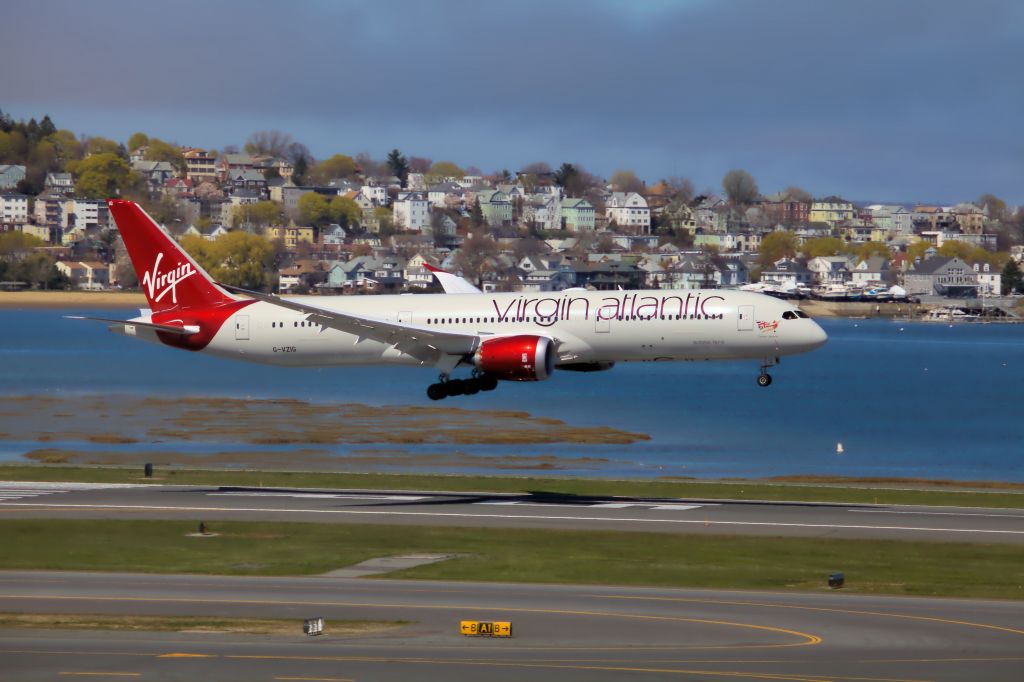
427;372;499;400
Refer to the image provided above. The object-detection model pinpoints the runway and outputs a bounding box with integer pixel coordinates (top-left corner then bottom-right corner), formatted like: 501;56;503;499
1;570;1023;681
1;481;1023;543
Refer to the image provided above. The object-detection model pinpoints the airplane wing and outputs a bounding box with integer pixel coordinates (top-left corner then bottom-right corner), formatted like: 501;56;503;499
65;315;199;335
423;263;482;294
218;284;480;366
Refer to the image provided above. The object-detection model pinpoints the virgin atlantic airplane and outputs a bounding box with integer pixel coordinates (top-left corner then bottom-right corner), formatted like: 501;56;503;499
76;200;827;399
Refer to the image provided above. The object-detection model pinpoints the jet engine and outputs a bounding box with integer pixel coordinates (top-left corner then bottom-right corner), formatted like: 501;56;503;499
473;335;555;381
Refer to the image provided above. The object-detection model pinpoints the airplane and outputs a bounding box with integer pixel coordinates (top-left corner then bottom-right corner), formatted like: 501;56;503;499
75;199;828;399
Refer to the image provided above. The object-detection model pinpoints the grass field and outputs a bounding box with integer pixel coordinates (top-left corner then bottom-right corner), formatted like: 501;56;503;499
2;519;1022;600
2;464;1023;509
0;613;404;635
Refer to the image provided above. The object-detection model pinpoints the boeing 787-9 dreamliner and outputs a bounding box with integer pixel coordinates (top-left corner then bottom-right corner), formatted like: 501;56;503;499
77;200;827;399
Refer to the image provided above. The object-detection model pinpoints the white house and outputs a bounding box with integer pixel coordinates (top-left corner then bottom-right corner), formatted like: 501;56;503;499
522;195;561;231
606;192;651;233
360;184;387;206
866;204;912;235
393;192;430;232
808;256;852;285
850;256;893;286
0;165;26;190
974;262;1002;296
0;192;30;227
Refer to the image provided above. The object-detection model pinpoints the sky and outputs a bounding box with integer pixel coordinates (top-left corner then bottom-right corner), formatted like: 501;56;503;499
2;0;1022;204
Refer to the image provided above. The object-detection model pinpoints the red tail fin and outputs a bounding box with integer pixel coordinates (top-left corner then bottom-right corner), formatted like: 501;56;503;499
108;199;234;313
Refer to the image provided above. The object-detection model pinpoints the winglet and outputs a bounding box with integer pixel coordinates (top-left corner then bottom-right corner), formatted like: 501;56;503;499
423;263;482;294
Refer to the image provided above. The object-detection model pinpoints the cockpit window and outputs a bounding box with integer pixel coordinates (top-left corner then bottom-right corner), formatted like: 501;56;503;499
782;311;798;320
795;310;810;318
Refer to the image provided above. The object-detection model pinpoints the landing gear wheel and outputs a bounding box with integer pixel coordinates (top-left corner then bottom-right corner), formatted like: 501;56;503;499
462;379;480;395
479;375;498;391
757;373;772;387
445;379;465;396
426;383;447;400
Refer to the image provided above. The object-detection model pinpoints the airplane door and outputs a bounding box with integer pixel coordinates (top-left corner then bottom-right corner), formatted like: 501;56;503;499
737;305;753;331
595;317;610;333
235;315;250;340
398;311;412;324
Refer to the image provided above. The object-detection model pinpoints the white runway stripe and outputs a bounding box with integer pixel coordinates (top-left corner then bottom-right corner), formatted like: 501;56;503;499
0;482;145;504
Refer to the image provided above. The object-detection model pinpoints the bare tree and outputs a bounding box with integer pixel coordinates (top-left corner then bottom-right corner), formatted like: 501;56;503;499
722;169;759;205
245;130;294;158
665;176;695;203
611;169;644;193
781;186;812;203
409;156;432;174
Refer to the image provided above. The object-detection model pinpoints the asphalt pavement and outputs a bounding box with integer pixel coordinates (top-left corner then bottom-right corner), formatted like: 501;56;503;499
1;570;1023;681
1;481;1023;543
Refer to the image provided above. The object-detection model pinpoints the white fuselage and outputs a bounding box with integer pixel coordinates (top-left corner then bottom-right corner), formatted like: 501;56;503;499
123;289;827;370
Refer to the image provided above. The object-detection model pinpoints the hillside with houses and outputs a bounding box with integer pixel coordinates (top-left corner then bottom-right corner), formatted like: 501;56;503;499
2;113;1023;307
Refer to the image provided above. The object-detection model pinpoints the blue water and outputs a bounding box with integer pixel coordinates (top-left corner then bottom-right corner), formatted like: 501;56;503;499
2;307;1023;481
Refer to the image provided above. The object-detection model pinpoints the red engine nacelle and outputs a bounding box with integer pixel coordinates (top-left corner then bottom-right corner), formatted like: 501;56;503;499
473;335;555;382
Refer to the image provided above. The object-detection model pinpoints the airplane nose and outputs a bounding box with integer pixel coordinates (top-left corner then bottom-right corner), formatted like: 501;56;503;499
807;321;828;350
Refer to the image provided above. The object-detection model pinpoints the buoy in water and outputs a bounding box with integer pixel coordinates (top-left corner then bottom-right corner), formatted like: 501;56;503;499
836;442;845;454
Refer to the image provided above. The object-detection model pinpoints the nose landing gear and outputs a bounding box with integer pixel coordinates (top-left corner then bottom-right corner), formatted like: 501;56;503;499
426;371;499;400
757;357;778;388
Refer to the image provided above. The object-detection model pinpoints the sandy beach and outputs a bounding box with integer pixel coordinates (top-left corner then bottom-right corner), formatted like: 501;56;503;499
0;291;148;309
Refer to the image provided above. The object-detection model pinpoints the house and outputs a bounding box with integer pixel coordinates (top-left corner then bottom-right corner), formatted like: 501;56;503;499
761;258;813;287
182;148;218;183
428;182;466;209
866;204;912;235
427;214;458;244
951;203;987;234
519;267;576;292
560;197;595;232
0;165;26;190
44;172;74;194
572;261;646;290
277;260;325;294
904;256;979;297
522;195;561;231
695;196;728;232
218;153;258;182
163;177;194;198
20;224;50;243
228;169;268;197
361;183;387;206
0;192;30;229
718;256;750;287
809;197;855;227
761;194;810;225
974;262;1001;296
266;225;315;249
393;192;430;232
912;205;957;232
56;260;110;290
132;160;176;193
669;254;721;289
850;256;894;286
660;201;697;232
807;256;852;285
605;192;651;233
476;190;512;227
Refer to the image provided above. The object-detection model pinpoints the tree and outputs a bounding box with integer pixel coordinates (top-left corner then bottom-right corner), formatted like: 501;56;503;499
68;153;138;199
245;130;293;158
127;132;149;152
194;181;225;201
409;156;432;174
611;169;643;193
906;240;936;263
722;169;759;205
454;233;499;286
38;115;56;138
665;176;695;204
47;129;82;162
1002;259;1023;294
144;138;185;173
428;160;464;181
310;154;357;184
801;236;847;259
329;195;361;227
470;198;484;228
758;230;798;267
856;241;890;261
84;136;124;158
781;186;813;203
298;192;331;226
386;149;410;187
232;201;282;229
180;231;277;290
977;193;1007;221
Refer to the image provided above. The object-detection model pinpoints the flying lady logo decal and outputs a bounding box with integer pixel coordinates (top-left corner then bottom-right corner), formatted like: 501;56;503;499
757;319;779;334
142;252;196;304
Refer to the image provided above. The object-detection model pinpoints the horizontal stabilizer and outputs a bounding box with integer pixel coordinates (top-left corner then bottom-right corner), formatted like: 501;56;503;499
65;315;199;336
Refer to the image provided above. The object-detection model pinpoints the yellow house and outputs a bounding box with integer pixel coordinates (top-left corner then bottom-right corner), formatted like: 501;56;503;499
809;197;855;227
266;225;314;249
